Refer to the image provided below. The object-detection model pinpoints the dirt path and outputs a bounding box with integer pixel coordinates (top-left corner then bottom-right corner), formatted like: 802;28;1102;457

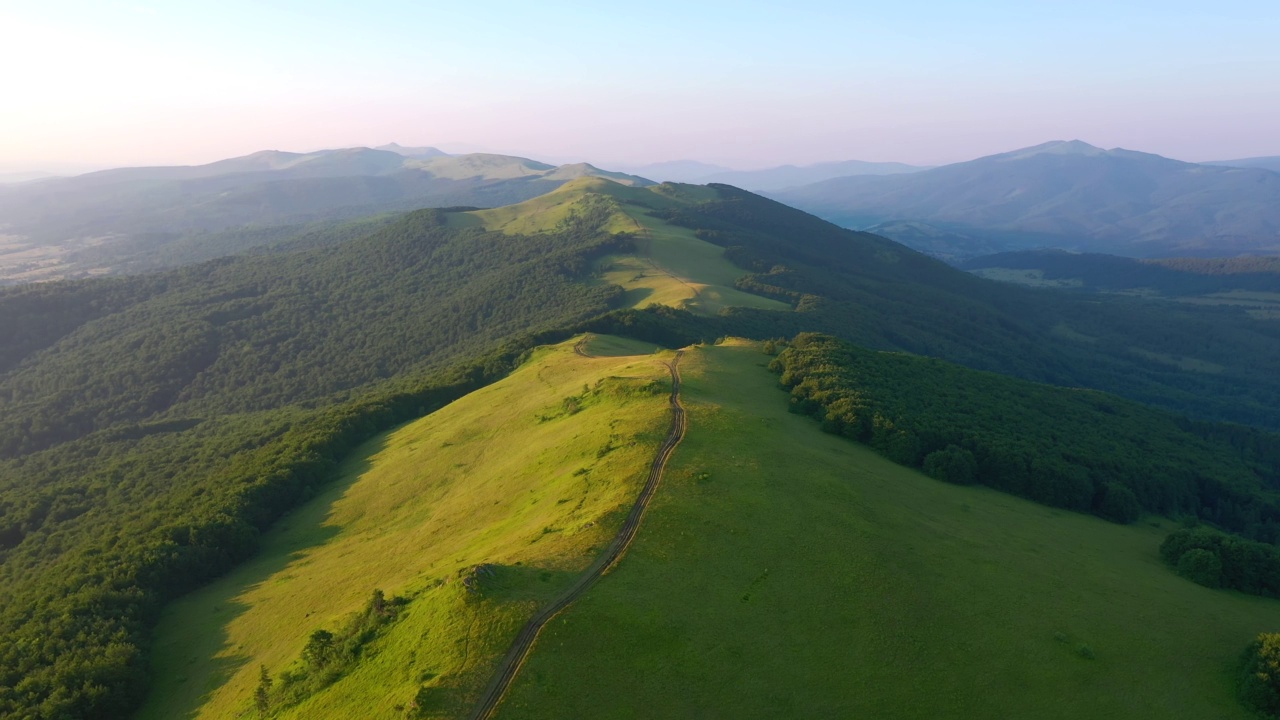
573;335;594;358
466;351;688;720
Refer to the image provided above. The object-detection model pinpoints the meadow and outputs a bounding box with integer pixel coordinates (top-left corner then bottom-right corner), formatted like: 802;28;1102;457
496;340;1280;719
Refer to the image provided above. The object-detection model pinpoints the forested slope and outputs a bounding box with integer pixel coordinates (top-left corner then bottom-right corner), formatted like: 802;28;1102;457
0;198;630;719
0;204;626;459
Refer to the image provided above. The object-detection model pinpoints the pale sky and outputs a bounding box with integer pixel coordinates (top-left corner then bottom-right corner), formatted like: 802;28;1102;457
1;0;1278;172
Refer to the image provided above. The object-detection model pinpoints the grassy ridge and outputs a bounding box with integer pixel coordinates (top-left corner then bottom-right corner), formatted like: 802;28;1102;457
456;179;788;316
496;341;1280;719
136;337;676;719
595;209;788;315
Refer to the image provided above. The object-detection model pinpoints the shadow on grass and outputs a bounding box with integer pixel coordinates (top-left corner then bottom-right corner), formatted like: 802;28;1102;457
138;434;389;720
426;563;585;720
619;286;655;307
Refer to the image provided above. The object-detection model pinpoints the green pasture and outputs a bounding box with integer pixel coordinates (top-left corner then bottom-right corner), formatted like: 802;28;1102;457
497;339;1280;720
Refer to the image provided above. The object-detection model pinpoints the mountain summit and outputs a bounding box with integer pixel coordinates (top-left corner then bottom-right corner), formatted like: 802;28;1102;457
995;139;1111;159
375;142;449;158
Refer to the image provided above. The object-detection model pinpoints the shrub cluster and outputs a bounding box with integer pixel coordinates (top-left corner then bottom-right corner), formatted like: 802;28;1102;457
1160;527;1280;597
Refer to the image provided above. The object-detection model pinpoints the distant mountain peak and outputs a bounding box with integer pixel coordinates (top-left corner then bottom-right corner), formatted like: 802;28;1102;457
997;140;1108;160
1042;139;1103;153
376;143;449;159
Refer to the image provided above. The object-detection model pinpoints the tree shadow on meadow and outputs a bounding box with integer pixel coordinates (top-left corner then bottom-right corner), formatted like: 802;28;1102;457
138;436;388;720
618;286;655;307
418;562;585;720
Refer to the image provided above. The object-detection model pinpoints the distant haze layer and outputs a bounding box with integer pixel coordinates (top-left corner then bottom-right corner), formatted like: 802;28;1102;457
2;1;1278;170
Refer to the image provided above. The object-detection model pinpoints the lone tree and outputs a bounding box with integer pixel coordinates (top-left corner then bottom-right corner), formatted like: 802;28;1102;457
303;629;336;669
254;665;272;715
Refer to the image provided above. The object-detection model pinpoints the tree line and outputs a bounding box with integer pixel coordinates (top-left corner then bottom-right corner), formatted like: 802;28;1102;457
769;333;1280;546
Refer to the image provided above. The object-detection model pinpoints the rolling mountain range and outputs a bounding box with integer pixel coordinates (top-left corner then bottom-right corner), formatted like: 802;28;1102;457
0;147;649;283
5;174;1280;719
774;140;1280;259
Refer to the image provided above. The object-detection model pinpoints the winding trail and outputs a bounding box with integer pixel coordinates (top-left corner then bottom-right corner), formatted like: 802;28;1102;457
467;350;688;720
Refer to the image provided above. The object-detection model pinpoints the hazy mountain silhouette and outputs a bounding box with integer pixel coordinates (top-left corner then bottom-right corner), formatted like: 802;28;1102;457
376;142;449;158
611;160;733;183
774;140;1280;258
0;171;56;185
0;147;651;243
0;148;653;282
615;159;922;189
1204;156;1280;174
701;159;924;190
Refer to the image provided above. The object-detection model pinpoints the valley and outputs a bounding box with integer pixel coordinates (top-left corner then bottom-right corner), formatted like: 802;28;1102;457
0;233;114;285
962;250;1280;319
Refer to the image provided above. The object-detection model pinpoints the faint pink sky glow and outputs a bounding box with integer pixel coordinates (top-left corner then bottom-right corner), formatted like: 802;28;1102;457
2;0;1278;173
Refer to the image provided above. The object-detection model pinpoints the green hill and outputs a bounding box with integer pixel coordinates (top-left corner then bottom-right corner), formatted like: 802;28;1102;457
136;338;677;719
455;178;787;315
136;337;1280;719
495;340;1280;719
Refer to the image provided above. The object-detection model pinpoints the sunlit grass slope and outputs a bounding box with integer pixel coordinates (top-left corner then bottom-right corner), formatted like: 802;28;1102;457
136;336;676;720
497;340;1280;720
452;178;787;316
